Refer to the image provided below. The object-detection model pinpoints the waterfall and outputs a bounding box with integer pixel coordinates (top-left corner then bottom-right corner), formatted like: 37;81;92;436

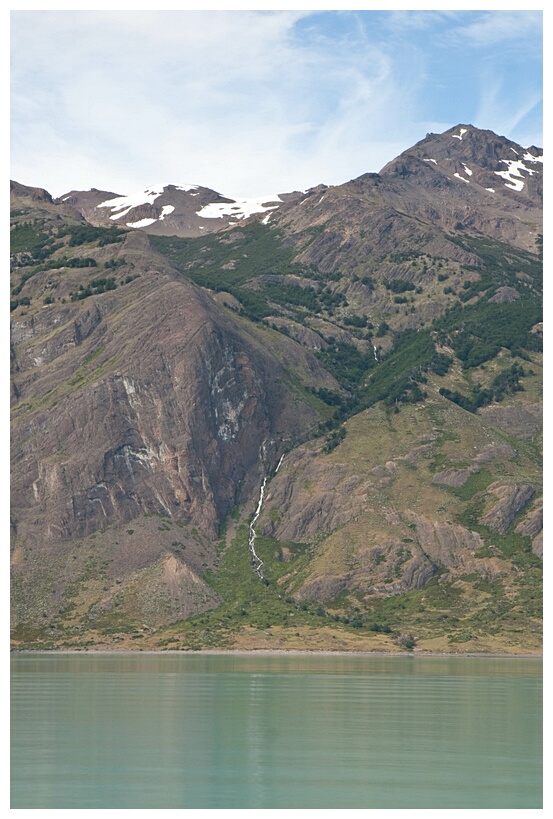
248;455;285;580
249;477;267;579
373;345;379;363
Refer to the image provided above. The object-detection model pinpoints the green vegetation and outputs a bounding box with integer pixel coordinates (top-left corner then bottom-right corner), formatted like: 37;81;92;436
440;364;527;413
435;235;542;366
160;526;326;645
71;277;117;301
343;314;370;327
63;224;127;247
154;221;541;430
322;426;346;453
316;341;374;391
66;256;98;268
10;296;31;312
440;300;541;367
361;329;435;408
151;224;346;322
10;221;51;254
384;279;416;293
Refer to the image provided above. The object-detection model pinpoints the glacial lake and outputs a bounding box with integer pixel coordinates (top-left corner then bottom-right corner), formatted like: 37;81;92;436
11;652;542;809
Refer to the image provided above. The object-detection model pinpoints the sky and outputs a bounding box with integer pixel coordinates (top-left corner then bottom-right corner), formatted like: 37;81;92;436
10;5;543;200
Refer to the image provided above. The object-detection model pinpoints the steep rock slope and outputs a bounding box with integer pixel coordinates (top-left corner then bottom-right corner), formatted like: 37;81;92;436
10;205;336;633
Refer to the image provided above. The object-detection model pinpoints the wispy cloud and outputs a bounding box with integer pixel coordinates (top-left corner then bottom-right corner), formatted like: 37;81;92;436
474;69;542;140
10;10;542;198
449;10;542;48
11;11;413;195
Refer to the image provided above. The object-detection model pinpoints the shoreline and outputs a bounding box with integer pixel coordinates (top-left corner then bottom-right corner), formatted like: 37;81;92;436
11;648;542;659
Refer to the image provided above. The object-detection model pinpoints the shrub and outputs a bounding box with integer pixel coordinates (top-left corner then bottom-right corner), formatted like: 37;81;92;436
384;279;416;293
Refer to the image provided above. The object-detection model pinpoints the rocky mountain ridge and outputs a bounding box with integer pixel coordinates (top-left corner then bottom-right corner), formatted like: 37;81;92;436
55;183;298;238
10;124;542;653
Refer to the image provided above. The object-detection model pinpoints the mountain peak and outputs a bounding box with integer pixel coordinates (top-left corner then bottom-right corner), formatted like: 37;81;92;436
379;125;542;203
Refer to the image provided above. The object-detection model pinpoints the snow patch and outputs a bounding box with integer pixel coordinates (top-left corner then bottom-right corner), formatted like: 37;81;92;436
494;158;538;191
486;188;496;193
462;164;473;176
454;173;470;184
196;195;282;221
126;217;157;228
452;128;468;140
159;205;175;220
423;158;437;164
523;151;543;164
97;183;198;219
98;184;166;218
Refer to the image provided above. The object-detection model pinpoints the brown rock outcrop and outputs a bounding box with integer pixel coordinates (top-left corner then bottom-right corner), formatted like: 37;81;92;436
10;249;335;622
479;403;542;440
480;484;535;533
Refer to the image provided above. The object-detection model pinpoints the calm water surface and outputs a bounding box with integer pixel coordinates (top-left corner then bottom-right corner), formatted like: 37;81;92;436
11;652;542;809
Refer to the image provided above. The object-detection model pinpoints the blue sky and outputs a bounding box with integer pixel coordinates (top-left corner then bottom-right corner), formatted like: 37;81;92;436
10;7;543;199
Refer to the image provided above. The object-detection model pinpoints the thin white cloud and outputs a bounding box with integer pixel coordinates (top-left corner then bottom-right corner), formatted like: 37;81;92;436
383;10;459;33
473;64;542;144
446;10;542;48
11;10;418;196
10;10;542;199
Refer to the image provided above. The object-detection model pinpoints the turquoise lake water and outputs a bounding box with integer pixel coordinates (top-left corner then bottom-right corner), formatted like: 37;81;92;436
11;652;542;809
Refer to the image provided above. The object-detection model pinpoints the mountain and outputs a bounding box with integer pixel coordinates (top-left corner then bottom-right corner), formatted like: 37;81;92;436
10;125;542;653
56;183;296;238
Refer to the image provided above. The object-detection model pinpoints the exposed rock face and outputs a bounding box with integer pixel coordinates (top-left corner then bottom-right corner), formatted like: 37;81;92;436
531;533;543;559
402;511;500;578
488;286;520;304
480;483;535;533
260;449;366;544
515;499;543;559
432;443;516;486
11;239;336;623
432;468;474;487
292;510;507;603
265;318;329;352
478;403;542;440
515;500;543;539
12;283;322;541
10;180;53;203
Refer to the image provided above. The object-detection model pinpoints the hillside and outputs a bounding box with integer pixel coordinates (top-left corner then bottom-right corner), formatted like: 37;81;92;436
10;124;542;653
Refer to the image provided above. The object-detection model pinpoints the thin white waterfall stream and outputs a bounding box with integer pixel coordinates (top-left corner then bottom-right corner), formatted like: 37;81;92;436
373;345;379;363
248;454;285;580
249;477;267;579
